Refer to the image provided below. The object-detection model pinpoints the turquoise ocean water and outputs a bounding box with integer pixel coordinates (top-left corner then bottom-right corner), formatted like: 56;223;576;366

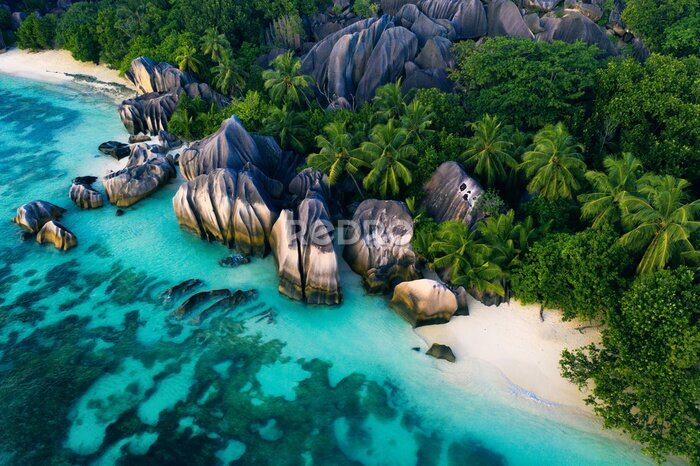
0;74;653;465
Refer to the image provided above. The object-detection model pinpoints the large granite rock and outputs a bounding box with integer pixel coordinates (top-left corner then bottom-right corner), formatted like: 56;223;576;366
396;4;451;46
415;36;454;69
69;176;103;209
539;11;618;56
12;200;65;233
103;153;175;207
270;191;341;305
173;168;279;256
36;221;77;251
125;56;195;95
118;92;178;136
389;279;458;326
523;0;561;10
343;200;420;292
488;0;533;39
421;161;484;225
418;0;487;39
179;116;266;181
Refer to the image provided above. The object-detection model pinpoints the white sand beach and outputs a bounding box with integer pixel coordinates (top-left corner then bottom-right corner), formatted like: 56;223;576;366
415;294;601;412
0;48;132;93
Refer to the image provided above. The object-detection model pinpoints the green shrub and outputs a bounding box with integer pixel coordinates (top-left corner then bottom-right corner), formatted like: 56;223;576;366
17;14;56;51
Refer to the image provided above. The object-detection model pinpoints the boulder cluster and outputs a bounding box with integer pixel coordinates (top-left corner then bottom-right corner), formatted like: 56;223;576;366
11;200;77;251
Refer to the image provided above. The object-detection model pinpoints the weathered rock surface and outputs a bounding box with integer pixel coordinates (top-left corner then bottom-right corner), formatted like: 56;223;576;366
158;130;182;151
415;36;454;69
421;161;484;225
343;199;420;292
523;0;561;10
36;220;77;251
172;168;278;256
103;153;175;207
270;191;341;305
12;200;65;233
426;343;456;362
488;0;534;39
179;117;267;181
69;176;103;209
99;141;130;159
118;92;178;136
418;0;487;39
389;278;458;326
539;11;617;56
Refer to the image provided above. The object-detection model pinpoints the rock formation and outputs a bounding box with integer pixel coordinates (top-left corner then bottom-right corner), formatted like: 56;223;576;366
69;176;103;209
98;141;130;159
488;0;534;39
426;343;456;362
118;57;229;135
389;278;458;326
12;200;66;233
270;189;342;305
343;199;420;292
36;221;77;251
539;11;618;56
421;161;484;225
172;168;279;256
103;151;176;207
179;117;268;181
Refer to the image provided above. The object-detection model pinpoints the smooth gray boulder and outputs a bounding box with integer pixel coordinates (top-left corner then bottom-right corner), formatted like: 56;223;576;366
421;161;484;225
69;176;103;209
415;36;454;69
103;154;175;207
488;0;534;39
173;168;279;255
523;0;561;10
426;343;456;362
416;0;487;39
36;221;77;251
397;4;450;46
118;92;177;136
125;57;195;95
179;116;266;181
402;67;453;93
288;168;330;200
539;11;618;56
343;200;420;293
270;209;304;301
389;278;458;326
356;26;418;104
12;200;65;233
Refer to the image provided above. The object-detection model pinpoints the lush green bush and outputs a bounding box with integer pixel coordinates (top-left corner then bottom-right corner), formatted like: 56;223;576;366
521;196;580;232
511;228;631;320
450;38;603;134
622;0;699;56
16;13;56;51
412;88;468;136
588;54;700;186
56;2;100;62
561;267;700;463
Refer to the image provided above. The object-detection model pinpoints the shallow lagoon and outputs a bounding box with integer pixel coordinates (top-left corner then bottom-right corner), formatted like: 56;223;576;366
0;74;652;465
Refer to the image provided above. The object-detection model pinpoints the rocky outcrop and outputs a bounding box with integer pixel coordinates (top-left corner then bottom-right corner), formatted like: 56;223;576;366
172;168;279;256
158;130;182;151
421;161;484;225
389;278;458;326
103;153;175;207
415;36;454;69
565;0;603;22
523;0;561;10
12;200;65;233
488;0;534;39
69;176;103;209
426;343;456;362
418;0;487;39
343;200;420;292
179;117;267;181
539;11;618;56
118;57;229;135
99;141;130;159
36;221;77;251
270;190;341;305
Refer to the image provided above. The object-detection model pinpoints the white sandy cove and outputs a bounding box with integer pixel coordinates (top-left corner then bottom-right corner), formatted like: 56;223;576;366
0;48;131;89
415;294;600;412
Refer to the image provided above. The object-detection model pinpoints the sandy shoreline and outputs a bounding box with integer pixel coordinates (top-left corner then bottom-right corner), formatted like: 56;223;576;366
0;48;133;98
415;294;600;413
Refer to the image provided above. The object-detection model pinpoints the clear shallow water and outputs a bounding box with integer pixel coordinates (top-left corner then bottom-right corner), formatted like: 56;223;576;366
0;74;653;465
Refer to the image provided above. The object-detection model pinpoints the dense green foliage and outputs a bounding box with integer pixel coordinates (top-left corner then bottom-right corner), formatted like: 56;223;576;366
622;0;700;56
16;13;56;51
511;228;631;320
561;267;700;462
450;38;602;133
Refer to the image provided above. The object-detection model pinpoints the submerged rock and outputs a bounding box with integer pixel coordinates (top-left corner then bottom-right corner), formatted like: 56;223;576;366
160;278;203;303
219;254;251;268
36;221;77;251
172;168;278;255
98;141;130;160
172;289;231;318
389;278;458;326
12;200;66;233
69;176;103;209
343;199;420;293
426;343;456;362
421;161;484;225
103;153;176;207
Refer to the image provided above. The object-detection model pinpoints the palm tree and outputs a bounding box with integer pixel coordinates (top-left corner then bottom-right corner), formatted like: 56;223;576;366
520;123;587;200
359;120;416;199
201;28;230;62
476;210;542;271
211;51;246;97
175;45;202;74
619;175;700;274
578;153;644;230
372;80;405;121
262;51;314;107
262;105;306;153
307;121;369;197
463;114;518;187
430;221;505;296
400;100;434;142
